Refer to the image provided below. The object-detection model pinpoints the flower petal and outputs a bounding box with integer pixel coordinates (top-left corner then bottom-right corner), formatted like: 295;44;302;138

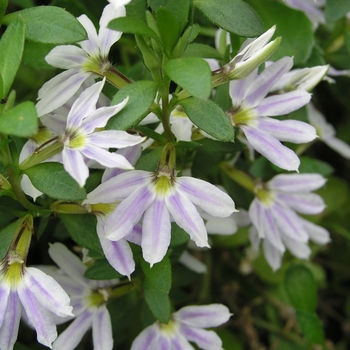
93;305;113;350
323;136;350;159
267;173;326;192
257;117;316;143
131;324;160;350
105;185;155;240
255;90;311;117
36;69;90;116
262;239;282;271
52;311;94;350
87;130;144;149
142;199;171;266
177;177;236;217
179;325;222;350
249;198;265;239
62;147;89;187
276;192;325;214
0;291;21;350
174;304;231;328
242;125;300;171
45;45;88;69
86;170;150;204
261;207;285;252
0;283;10;328
229;70;258;107
299;218;331;245
166;191;209;248
23;267;73;317
178;251;207;274
18;285;58;348
283;236;311;259
78;15;100;57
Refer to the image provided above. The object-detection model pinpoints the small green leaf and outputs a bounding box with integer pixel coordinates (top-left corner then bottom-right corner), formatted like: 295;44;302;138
184;43;223;59
135;147;163;172
0;0;8;24
108;16;161;44
157;8;179;54
84;259;122;280
325;0;350;22
285;264;318;312
194;0;263;37
59;214;103;256
2;6;87;44
107;80;158;131
248;0;314;64
296;310;325;345
0;102;38;137
179;97;235;141
24;162;87;201
0;218;21;260
0;18;25;99
170;222;189;247
142;256;172;323
166;57;212;100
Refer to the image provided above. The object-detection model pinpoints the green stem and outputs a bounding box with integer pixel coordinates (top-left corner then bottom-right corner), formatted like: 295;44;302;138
105;65;132;89
220;163;256;193
109;279;141;300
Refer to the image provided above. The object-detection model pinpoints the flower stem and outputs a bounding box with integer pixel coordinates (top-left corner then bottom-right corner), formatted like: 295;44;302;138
220;163;256;193
105;66;132;89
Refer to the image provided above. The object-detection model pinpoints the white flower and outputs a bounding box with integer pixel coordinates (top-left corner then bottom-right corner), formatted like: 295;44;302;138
131;304;232;350
307;103;350;159
36;3;129;116
249;173;330;270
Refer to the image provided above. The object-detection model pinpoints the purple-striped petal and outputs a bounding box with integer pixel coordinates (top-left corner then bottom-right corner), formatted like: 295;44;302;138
174;304;231;328
92;306;113;350
62;147;89;187
262;239;282;271
179;325;222;350
271;203;309;242
229;70;258;107
245;57;293;107
276;192;325;214
131;324;160;350
257;117;316;143
0;291;21;350
176;177;236;217
81;143;134;169
87;130;144;149
36;69;91;116
125;224;142;245
45;45;88;69
283;236;311;259
0;283;10;328
86;170;150;204
142;199;171;266
267;173;326;192
78;15;100;57
255;90;311;117
67;80;104;128
299;218;331;245
105;185;156;240
171;333;194;350
52;311;94;350
242;125;300;171
18;286;58;348
23;267;73;317
261;207;285;252
166;191;209;248
248;198;265;239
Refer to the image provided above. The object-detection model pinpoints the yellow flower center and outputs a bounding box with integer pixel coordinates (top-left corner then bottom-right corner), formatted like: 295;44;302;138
232;107;256;126
86;288;109;308
255;187;274;205
91;203;118;216
154;174;173;195
159;320;177;335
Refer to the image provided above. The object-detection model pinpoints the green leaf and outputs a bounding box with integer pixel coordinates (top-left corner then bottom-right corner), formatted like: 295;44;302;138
194;0;263;37
157;8;179;55
22;42;57;70
0;0;8;24
325;0;350;22
179;97;235;141
285;264;318;312
84;259;122;280
24;162;87;201
107;80;158;131
0;218;21;260
135;147;163;172
2;6;87;44
184;43;223;60
59;214;103;256
0;102;38;137
142;256;172;323
108;16;161;44
248;0;314;65
170;222;189;247
166;57;212;100
299;156;334;177
295;310;325;345
0;18;25;99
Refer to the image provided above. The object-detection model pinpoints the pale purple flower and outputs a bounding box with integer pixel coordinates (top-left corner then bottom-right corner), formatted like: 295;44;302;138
228;56;316;171
45;243;117;350
83;145;143;278
307;103;350;159
283;0;326;30
131;304;231;350
87;166;236;266
0;251;73;349
55;79;144;187
36;3;129;116
248;173;330;270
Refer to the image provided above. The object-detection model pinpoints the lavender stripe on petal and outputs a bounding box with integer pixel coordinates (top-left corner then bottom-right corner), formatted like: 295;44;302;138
267;173;326;192
179;325;222;350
